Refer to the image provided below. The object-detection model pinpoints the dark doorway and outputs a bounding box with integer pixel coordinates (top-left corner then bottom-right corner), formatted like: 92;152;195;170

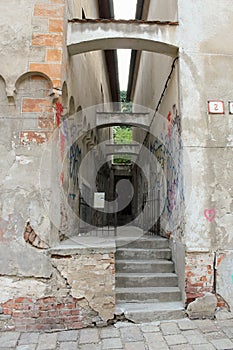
114;175;133;225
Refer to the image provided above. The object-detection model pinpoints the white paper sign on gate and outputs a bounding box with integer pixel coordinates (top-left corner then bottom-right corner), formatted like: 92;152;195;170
94;192;105;208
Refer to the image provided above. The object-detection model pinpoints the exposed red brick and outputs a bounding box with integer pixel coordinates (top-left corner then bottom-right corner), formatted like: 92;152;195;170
22;98;51;113
46;49;62;62
24;222;49;249
30;63;62;79
49;19;64;33
15;297;33;304
1;296;85;331
38;116;54;129
51;0;65;3
216;294;228;309
217;253;226;266
20;131;52;145
185;252;214;305
52;79;62;89
34;4;64;18
32;33;63;47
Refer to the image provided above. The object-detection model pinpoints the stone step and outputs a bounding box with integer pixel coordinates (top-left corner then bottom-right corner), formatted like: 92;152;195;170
116;248;171;260
116;272;178;288
116;236;169;249
116;259;174;273
116;286;181;303
115;302;185;323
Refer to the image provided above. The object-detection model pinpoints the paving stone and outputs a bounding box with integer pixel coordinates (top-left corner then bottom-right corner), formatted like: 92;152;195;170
59;342;77;350
161;322;181;335
221;326;233;338
100;327;120;338
147;341;169;350
120;326;143;342
124;341;145;350
58;330;79;341
192;345;216;350
78;345;101;350
210;338;233;349
0;332;20;348
144;333;165;343
183;330;209;345
164;334;188;346
193;319;220;333
102;337;122;349
79;328;99;344
16;346;36;350
37;333;58;350
144;333;169;350
18;333;39;345
140;324;160;333
177;319;197;330
215;310;233;320
215;320;233;328
170;345;193;350
205;331;226;340
115;322;140;328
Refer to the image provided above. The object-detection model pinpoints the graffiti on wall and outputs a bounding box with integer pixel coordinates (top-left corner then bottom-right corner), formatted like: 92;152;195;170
69;143;81;187
56;101;82;188
149;104;184;235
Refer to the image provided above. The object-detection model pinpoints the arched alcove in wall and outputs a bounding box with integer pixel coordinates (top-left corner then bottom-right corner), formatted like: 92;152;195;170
15;71;53;98
0;75;8;107
62;81;68;115
69;96;75;116
15;71;54;133
82;115;87;131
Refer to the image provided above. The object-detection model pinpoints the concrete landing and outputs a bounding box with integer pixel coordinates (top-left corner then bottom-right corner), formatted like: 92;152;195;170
115;302;185;323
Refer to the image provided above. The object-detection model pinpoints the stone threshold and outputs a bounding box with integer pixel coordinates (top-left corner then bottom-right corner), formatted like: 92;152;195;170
48;236;116;256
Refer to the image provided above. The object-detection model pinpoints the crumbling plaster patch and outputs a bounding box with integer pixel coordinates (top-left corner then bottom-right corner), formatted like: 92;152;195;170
216;251;233;310
0;277;48;304
24;222;49;249
0;263;78;306
0;242;52;278
51;253;115;321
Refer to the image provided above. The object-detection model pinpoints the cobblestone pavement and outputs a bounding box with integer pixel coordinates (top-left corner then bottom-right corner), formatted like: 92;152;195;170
1;317;233;350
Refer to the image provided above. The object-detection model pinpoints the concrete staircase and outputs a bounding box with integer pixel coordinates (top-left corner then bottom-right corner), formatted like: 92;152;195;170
115;235;185;323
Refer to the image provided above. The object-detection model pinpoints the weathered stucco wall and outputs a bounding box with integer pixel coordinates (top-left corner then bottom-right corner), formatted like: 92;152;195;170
179;0;233;304
131;0;233;308
0;0;117;330
147;0;178;22
0;0;232;328
55;0;114;236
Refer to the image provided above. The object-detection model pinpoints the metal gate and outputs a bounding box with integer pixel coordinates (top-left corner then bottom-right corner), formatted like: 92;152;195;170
142;188;160;235
78;186;117;236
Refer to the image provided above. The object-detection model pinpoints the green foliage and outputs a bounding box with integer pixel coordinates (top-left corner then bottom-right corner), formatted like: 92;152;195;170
113;126;132;163
120;90;132;112
113;126;132;144
111;91;133;164
113;156;132;164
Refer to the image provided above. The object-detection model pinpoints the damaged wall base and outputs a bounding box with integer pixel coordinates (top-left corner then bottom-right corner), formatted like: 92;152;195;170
0;246;116;332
